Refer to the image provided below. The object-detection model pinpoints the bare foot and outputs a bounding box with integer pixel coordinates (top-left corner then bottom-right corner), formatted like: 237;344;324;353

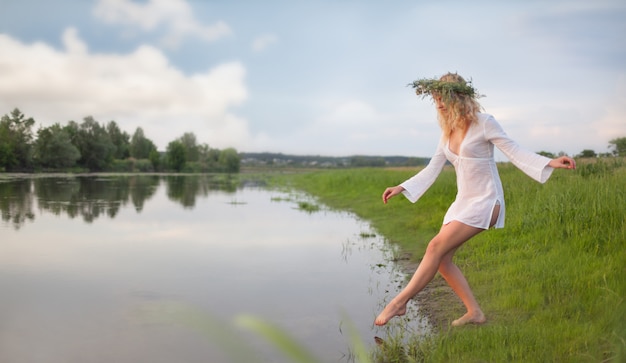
374;301;406;326
451;311;486;327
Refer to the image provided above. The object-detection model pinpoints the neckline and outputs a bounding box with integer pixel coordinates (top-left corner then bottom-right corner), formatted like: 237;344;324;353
447;136;464;156
447;121;475;156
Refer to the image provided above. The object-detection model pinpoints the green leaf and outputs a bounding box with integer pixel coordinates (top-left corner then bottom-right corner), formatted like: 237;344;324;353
235;314;321;363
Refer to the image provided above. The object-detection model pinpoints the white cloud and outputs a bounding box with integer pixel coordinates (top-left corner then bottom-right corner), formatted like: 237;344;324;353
0;29;251;151
93;0;232;48
252;34;278;52
62;27;88;55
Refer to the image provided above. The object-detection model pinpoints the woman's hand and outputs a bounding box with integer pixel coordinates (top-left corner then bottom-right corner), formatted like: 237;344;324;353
382;186;405;204
549;156;576;170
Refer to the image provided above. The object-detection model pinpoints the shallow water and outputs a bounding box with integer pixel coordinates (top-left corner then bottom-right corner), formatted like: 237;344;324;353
0;175;428;363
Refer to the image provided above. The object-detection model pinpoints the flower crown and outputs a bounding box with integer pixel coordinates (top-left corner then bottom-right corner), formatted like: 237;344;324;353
409;75;484;102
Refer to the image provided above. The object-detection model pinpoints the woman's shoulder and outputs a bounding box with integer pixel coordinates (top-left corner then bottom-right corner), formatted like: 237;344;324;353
474;112;500;128
474;112;508;137
476;112;495;123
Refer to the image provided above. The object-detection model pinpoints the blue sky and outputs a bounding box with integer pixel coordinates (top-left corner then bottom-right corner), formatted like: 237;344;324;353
1;0;624;157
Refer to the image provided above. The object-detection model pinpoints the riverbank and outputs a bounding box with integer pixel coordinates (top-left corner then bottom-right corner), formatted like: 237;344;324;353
270;162;626;362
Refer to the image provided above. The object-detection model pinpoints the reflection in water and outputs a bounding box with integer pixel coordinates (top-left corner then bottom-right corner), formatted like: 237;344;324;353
0;179;35;229
164;174;238;208
35;176;157;221
0;175;427;363
0;174;242;228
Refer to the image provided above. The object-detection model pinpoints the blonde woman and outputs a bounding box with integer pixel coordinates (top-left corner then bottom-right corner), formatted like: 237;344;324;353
375;73;576;327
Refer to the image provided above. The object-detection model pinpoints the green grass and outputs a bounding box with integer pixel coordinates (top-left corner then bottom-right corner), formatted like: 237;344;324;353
268;159;626;362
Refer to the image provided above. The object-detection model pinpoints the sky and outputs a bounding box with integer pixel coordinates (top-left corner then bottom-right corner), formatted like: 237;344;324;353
0;0;624;158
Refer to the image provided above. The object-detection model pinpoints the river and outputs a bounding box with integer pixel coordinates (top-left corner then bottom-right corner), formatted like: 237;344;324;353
0;175;428;363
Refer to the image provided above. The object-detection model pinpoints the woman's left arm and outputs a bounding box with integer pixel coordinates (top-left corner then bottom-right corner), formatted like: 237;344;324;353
548;156;576;169
483;114;570;183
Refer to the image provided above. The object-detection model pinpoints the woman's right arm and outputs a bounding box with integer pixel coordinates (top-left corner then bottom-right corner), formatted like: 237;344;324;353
382;185;405;204
384;139;447;204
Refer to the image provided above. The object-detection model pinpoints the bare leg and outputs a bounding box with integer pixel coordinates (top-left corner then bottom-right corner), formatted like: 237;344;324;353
374;221;484;326
440;203;499;326
439;248;486;326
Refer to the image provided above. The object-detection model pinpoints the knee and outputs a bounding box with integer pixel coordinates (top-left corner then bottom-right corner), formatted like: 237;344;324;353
425;237;446;257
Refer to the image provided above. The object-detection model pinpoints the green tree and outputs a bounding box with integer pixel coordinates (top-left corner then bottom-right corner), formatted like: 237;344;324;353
0;108;36;170
351;156;385;167
64;120;79;142
34;123;81;168
166;140;186;172
576;149;597;158
205;146;221;166
178;132;199;162
106;121;130;160
608;137;626;157
0;123;16;170
72;116;116;171
196;143;220;170
218;148;240;173
149;149;161;171
129;127;157;159
197;143;209;161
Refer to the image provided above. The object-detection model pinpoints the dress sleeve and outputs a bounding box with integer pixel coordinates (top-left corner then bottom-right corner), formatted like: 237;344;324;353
399;138;447;203
483;115;554;183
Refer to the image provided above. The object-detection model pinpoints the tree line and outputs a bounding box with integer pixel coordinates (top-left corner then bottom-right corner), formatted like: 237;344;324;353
2;107;624;173
0;108;240;173
537;135;626;159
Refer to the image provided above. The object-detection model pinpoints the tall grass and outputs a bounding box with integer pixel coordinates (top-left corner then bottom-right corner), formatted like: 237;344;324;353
274;159;625;362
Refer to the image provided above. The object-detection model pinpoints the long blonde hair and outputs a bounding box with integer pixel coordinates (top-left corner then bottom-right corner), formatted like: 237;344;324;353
436;73;482;139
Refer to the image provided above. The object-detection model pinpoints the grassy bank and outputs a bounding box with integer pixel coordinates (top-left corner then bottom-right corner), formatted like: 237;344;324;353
269;159;625;362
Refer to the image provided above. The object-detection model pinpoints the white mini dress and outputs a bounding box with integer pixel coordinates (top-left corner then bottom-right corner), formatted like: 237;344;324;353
400;113;554;229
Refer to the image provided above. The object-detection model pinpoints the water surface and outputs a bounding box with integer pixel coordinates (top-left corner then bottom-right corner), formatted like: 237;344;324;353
0;175;427;363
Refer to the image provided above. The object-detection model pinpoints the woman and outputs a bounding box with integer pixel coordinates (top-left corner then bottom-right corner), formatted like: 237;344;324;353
374;73;576;327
